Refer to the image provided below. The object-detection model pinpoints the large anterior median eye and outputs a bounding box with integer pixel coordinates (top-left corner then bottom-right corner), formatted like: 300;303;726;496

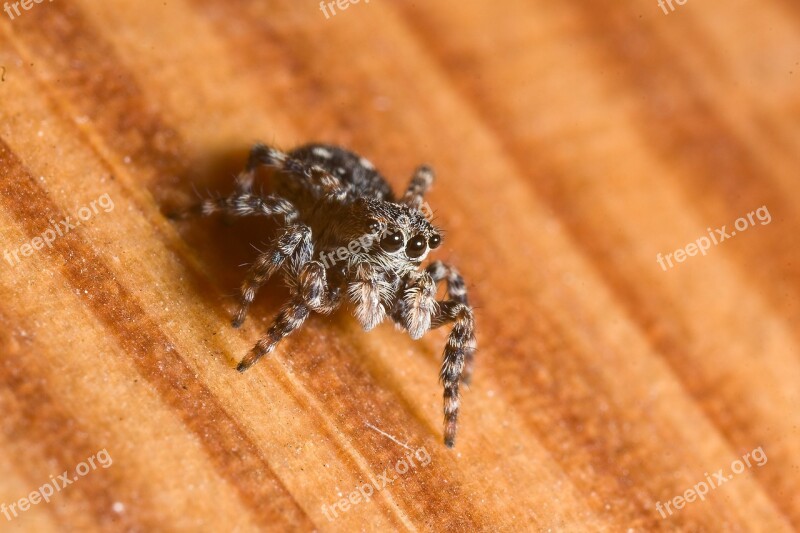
406;235;427;258
380;230;404;252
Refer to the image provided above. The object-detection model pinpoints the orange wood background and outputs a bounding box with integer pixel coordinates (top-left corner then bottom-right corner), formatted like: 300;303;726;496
1;1;799;531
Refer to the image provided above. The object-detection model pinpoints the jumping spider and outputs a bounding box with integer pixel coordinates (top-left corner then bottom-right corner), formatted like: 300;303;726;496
176;143;476;447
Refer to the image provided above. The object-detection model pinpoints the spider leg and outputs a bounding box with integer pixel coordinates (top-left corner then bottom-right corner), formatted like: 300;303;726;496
232;224;312;328
245;142;345;195
296;261;343;314
171;189;299;223
400;165;435;209
426;261;469;305
236;298;310;372
431;300;476;448
236;262;341;372
348;262;392;331
233;143;288;193
391;271;438;340
427;262;473;383
172;142;346;222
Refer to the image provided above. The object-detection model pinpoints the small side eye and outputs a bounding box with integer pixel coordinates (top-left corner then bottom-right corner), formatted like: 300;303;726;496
380;230;404;252
366;218;381;234
428;234;442;249
406;235;427;258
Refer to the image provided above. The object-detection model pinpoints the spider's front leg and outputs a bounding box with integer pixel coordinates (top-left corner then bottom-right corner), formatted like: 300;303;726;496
426;261;473;383
237;261;341;372
391;271;438;340
392;269;476;448
348;262;393;331
426;260;469;305
431;300;477;448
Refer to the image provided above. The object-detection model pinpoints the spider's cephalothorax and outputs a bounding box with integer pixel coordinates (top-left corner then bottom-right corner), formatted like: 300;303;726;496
176;143;476;447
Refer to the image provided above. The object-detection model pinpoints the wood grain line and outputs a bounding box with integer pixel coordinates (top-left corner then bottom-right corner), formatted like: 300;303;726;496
0;308;152;532
385;2;800;526
0;140;312;531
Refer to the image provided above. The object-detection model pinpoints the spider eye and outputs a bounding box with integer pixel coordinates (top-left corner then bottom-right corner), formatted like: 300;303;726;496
366;218;381;234
406;235;427;258
380;230;404;252
428;234;442;249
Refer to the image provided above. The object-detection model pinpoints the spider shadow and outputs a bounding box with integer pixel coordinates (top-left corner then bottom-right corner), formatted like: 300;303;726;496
159;146;292;326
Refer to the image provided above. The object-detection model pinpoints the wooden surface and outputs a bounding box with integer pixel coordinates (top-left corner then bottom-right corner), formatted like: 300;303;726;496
1;1;799;531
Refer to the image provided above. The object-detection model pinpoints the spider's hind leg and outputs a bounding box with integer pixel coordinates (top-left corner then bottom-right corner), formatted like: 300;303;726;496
400;165;435;209
249;143;344;194
171;141;336;221
170;187;298;223
234;143;289;193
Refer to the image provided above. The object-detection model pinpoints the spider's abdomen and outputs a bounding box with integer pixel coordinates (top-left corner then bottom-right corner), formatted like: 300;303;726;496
289;144;395;202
